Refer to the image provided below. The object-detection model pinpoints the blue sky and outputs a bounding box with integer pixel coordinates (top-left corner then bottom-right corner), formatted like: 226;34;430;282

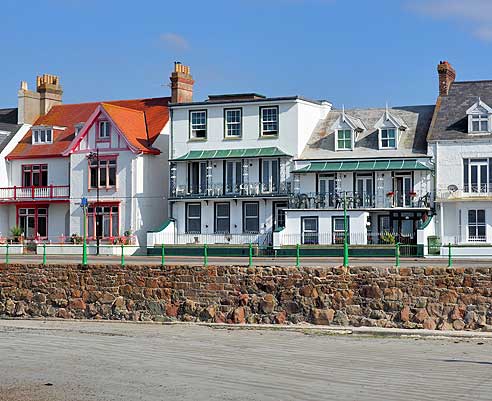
1;0;491;109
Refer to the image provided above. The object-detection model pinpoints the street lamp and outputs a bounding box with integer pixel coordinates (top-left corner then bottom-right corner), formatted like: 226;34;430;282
87;149;100;256
343;191;349;268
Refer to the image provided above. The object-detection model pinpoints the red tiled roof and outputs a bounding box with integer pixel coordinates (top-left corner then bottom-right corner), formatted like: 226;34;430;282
7;97;170;159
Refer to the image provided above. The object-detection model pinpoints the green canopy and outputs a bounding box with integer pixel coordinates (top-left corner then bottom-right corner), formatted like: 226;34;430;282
173;147;291;161
294;159;432;173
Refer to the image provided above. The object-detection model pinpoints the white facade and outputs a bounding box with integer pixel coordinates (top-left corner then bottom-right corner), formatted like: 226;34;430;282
164;96;331;245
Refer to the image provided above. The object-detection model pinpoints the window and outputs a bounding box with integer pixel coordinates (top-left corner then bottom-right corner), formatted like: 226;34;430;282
189;162;208;194
89;158;117;189
186;203;201;233
99;121;111;139
190;110;207;139
22;164;48;187
471;114;489;132
18;207;47;239
261;159;280;193
243;202;259;233
337;129;352;150
380;128;397;148
463;158;491;193
468;209;486;242
225;109;242;137
302;217;318;245
260;107;278;136
225;161;242;194
32;128;52;144
87;205;119;239
215;203;230;233
332;216;349;244
75;123;84;135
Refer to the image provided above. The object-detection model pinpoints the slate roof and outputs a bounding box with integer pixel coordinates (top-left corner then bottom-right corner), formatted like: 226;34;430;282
428;80;492;141
0;108;21;153
8;97;170;159
300;105;435;160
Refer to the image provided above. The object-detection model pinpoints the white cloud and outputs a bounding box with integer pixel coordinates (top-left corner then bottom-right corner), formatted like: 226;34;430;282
409;0;492;41
160;33;190;51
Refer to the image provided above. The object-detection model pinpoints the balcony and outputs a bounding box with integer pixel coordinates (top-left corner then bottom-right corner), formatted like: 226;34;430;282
0;185;70;202
288;190;432;210
437;185;492;202
170;182;291;199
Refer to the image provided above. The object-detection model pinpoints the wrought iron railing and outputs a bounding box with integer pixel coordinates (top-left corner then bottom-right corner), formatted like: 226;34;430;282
171;182;291;198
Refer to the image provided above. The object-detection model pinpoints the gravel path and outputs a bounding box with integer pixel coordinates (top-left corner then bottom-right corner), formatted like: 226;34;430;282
0;320;491;400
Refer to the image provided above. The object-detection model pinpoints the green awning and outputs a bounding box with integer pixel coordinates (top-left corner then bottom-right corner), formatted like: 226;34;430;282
294;159;432;173
173;147;291;161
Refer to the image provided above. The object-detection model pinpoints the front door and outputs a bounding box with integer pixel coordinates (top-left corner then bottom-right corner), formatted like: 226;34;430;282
272;201;288;231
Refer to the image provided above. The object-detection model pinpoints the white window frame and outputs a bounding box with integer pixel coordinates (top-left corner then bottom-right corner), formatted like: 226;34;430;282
260;106;279;137
243;202;260;233
225;108;242;138
467;209;486;242
336;129;353;151
190;110;207;139
469;114;490;133
98;121;111;139
32;128;53;145
379;128;397;149
214;202;230;234
301;217;319;245
186;203;201;233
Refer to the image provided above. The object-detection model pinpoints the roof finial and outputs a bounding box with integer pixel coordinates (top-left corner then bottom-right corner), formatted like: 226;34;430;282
342;104;345;122
385;101;389;120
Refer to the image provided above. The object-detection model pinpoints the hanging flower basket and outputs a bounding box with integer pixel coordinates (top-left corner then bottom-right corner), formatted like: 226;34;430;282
386;191;394;197
409;191;417;197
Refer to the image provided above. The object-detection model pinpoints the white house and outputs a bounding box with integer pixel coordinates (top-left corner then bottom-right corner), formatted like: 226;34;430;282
276;103;435;249
1;73;171;250
429;61;492;249
149;63;331;247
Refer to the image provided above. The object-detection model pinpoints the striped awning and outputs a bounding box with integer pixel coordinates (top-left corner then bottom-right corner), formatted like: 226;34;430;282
294;159;432;173
172;147;290;161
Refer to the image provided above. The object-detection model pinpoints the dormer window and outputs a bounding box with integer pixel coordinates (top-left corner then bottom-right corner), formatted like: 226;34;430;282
75;122;85;135
466;99;492;133
99;121;111;139
32;128;53;145
380;128;397;149
337;129;353;150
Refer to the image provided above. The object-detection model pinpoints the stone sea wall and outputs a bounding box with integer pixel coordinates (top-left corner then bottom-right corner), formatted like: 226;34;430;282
0;264;491;330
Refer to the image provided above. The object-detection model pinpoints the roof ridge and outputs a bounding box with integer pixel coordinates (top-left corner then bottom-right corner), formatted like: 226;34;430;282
49;96;170;108
101;103;145;114
454;80;492;84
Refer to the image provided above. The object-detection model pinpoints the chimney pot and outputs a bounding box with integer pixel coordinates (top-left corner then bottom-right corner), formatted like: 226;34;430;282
170;63;194;103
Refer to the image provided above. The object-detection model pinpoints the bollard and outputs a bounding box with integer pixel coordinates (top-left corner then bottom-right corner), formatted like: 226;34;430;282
448;242;452;267
161;244;165;266
395;242;400;268
5;243;9;265
42;243;47;266
82;240;88;266
204;243;208;267
121;244;125;266
296;243;300;268
248;242;253;267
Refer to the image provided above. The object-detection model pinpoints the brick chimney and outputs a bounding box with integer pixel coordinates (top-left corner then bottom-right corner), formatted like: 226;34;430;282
437;61;456;96
170;62;194;103
17;74;63;124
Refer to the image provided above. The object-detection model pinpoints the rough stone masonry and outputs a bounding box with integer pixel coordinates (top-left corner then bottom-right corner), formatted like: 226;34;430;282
0;264;491;331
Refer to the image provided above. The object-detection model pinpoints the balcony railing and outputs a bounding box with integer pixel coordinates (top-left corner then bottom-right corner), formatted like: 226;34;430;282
171;182;291;199
288;190;432;210
0;185;70;201
437;186;492;201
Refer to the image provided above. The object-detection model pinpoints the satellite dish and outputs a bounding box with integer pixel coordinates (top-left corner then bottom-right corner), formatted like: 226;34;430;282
447;184;458;192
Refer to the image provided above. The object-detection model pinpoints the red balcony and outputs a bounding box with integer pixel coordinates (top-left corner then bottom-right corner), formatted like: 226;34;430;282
0;185;70;202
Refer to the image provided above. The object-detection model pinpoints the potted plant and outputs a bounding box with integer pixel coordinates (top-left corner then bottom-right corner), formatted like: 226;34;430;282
10;226;23;243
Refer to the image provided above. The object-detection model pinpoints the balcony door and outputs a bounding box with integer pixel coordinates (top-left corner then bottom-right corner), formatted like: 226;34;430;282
355;174;374;207
393;174;412;207
261;159;279;193
318;174;336;207
470;159;488;193
188;162;207;194
225;160;242;194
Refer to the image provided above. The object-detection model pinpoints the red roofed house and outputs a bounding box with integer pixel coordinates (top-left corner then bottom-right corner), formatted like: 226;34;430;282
2;72;172;250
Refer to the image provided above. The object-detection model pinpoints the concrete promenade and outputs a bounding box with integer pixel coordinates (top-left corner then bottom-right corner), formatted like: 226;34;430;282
0;320;492;400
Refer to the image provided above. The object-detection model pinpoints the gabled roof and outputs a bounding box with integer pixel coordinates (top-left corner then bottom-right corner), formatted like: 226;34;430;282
374;109;408;130
8;97;170;159
428;80;492;141
465;98;492;114
0;108;22;153
300;105;434;160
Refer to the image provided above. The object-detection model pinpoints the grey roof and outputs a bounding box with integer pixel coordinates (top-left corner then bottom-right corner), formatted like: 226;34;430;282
300;105;435;160
170;95;330;107
0;108;21;153
428;80;492;141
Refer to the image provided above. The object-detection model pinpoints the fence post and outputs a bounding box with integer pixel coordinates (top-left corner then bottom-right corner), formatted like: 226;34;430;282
448;242;452;267
248;242;253;267
161;244;165;266
204;243;208;267
5;243;9;265
296;243;300;268
121;244;125;267
42;243;47;266
395;242;400;268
